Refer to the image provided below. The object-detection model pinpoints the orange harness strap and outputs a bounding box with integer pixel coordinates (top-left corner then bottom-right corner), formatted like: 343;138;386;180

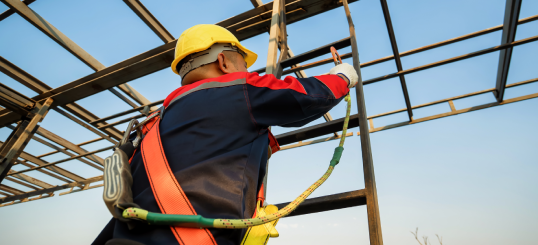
140;119;217;245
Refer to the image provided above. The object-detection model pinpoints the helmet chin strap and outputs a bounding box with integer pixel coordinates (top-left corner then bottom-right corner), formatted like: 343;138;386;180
179;43;246;79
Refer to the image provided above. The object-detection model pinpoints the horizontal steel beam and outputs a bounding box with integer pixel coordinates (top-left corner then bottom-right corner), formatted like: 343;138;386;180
0;82;35;116
276;77;538;146
252;37;351;74
123;0;174;43
90;99;164;125
0;56;123;140
275;189;366;217
276;114;360;145
0;0;356;129
363;35;538;85
280;14;538;76
0;176;102;205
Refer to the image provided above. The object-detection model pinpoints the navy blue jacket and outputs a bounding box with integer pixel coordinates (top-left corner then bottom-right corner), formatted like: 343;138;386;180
94;72;349;245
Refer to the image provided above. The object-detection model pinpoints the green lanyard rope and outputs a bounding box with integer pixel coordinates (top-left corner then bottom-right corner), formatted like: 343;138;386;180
122;93;352;229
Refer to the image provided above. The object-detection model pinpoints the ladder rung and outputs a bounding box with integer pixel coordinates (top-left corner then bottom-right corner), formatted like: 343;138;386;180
275;189;366;218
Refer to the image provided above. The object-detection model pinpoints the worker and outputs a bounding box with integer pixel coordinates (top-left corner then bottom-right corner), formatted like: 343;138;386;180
93;24;358;245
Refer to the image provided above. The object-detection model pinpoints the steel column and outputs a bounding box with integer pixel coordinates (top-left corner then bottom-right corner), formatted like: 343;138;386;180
0;98;53;183
341;0;383;244
494;0;522;102
379;0;413;121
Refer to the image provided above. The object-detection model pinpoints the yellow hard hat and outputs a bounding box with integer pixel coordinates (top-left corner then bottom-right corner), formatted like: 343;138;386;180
171;24;258;75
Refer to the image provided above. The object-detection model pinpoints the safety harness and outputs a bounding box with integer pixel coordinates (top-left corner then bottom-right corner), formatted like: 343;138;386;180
102;47;351;245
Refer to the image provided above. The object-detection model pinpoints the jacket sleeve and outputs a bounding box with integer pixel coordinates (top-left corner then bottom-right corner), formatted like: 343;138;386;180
244;72;349;128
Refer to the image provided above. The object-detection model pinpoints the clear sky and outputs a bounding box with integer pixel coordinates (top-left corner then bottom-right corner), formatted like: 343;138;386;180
0;0;537;244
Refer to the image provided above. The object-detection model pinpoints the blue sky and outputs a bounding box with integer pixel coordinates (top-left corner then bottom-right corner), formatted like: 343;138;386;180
0;0;537;244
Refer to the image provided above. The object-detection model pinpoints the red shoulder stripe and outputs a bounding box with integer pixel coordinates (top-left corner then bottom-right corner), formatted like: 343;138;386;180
313;75;349;99
246;73;307;95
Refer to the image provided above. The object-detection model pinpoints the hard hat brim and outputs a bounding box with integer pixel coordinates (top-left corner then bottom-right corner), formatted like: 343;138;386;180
171;41;257;75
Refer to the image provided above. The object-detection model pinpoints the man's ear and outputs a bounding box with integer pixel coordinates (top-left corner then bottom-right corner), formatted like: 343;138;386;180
217;53;232;74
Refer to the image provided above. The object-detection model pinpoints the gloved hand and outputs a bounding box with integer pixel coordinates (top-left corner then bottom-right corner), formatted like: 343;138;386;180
329;63;359;88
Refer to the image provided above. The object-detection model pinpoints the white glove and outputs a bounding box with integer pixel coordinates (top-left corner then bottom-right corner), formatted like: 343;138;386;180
329;63;359;88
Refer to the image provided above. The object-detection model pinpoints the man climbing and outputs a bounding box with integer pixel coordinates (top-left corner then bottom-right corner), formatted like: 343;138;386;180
93;24;358;245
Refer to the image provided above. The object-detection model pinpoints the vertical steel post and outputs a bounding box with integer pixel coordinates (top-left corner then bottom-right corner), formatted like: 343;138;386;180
0;98;53;183
341;1;384;244
494;0;522;102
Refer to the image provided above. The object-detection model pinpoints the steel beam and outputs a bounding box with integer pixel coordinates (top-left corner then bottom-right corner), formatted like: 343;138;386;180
275;189;366;217
10;129;104;171
0;56;123;141
253;37;352;74
8;169;54;189
0;0;36;22
277;77;538;146
123;0;174;43
0;175;102;206
379;0;413;121
494;0;522;102
0;82;35;116
0;0;105;70
10;146;113;175
34;127;105;166
363;35;538;85
1;0;156;110
0;98;52;183
280;14;538;75
5;143;85;182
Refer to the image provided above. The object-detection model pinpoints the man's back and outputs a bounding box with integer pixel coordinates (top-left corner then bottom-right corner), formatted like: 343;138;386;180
97;71;350;245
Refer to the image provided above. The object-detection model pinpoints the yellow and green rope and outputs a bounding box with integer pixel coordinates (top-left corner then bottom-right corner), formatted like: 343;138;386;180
122;93;353;229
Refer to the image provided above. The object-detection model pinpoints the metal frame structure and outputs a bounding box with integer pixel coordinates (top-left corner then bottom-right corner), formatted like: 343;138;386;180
0;1;536;244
